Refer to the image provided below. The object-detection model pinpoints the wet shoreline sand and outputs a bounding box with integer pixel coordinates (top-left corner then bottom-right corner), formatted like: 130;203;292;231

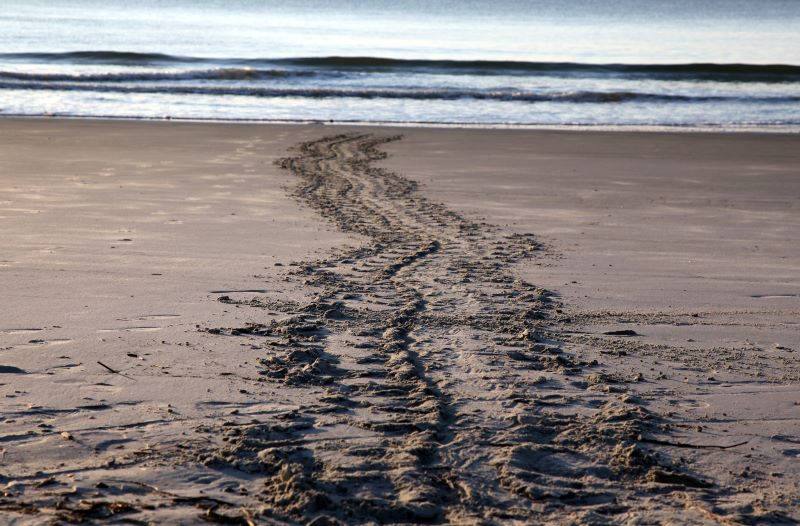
1;118;798;523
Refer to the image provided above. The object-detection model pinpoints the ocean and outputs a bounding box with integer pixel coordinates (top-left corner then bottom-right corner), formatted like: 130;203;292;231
1;0;799;129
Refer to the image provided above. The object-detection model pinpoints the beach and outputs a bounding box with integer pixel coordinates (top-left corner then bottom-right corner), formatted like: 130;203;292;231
1;118;798;524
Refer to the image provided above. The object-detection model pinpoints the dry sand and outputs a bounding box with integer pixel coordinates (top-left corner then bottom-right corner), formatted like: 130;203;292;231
0;119;798;524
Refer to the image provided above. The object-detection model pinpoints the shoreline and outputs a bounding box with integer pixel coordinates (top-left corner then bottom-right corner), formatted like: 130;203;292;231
2;113;799;134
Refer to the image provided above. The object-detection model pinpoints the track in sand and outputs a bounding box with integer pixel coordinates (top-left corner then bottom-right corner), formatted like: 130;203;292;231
3;133;789;525
198;134;728;524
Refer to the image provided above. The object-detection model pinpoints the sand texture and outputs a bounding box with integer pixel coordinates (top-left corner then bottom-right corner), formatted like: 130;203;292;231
0;120;798;524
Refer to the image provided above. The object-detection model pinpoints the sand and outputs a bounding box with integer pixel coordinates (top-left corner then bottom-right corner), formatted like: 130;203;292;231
0;118;798;524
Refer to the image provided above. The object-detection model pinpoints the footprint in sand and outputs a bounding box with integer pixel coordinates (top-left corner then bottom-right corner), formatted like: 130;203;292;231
97;327;162;333
82;383;123;393
20;338;73;347
210;289;268;294
45;363;83;372
94;437;135;451
1;328;44;335
117;314;181;322
678;400;712;410
750;293;798;299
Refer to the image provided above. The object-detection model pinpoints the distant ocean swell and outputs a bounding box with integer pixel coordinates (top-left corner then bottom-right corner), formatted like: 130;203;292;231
2;52;800;82
0;68;315;82
2;79;798;104
2;50;798;126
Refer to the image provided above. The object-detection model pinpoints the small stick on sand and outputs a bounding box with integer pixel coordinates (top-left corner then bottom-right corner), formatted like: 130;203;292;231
241;507;257;526
97;361;136;381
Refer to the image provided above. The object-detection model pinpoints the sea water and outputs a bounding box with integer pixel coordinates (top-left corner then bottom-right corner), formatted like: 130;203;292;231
1;0;799;129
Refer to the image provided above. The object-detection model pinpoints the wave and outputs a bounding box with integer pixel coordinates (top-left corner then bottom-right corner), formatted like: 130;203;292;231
277;57;800;81
0;68;316;82
2;51;800;82
1;80;797;104
0;51;197;64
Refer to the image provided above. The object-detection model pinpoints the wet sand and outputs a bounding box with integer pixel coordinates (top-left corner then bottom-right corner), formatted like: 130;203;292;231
0;118;798;524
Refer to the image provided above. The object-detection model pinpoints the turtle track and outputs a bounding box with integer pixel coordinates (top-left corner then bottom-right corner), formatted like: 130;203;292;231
195;133;728;524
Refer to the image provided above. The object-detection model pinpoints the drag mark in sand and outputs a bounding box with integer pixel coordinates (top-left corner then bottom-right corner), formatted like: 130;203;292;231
199;134;727;524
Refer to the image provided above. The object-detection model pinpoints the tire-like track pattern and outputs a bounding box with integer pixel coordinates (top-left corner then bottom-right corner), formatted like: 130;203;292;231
202;134;723;524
